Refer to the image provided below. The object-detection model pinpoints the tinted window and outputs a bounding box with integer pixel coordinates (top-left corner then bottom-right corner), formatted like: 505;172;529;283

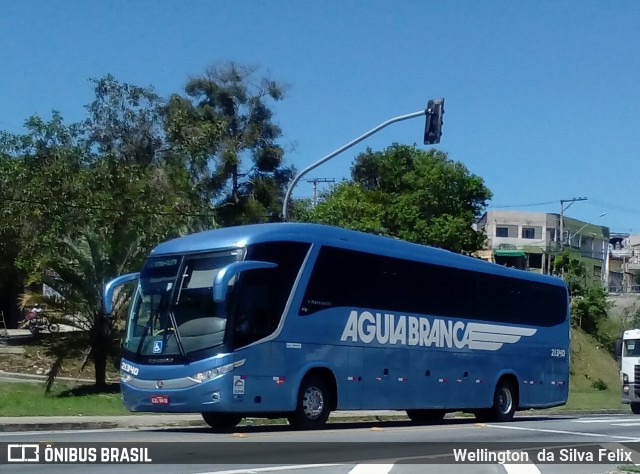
301;246;567;327
229;241;310;348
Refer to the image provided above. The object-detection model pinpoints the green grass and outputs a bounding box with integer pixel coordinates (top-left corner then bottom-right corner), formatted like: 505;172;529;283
559;328;626;412
0;382;130;417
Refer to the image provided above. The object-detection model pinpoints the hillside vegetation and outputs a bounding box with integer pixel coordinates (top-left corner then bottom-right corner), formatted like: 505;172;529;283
563;328;622;410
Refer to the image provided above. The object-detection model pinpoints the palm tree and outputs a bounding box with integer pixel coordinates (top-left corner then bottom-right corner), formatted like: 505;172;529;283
23;230;144;391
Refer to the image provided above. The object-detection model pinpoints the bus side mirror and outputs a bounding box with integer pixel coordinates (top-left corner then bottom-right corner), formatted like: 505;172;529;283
103;272;140;315
212;261;277;303
614;338;623;358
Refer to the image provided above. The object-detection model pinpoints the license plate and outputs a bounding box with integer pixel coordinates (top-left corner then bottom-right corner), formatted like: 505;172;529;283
151;395;169;405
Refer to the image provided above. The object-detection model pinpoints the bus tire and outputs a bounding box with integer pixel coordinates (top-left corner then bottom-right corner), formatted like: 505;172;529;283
477;379;517;423
406;409;446;424
201;412;243;432
631;403;640;415
287;375;331;430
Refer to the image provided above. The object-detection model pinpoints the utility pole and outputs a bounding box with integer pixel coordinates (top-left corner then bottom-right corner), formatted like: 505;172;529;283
559;197;588;246
306;178;335;207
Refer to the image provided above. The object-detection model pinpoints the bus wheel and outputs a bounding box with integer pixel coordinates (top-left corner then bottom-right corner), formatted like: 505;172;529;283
201;412;243;432
477;379;517;423
631;403;640;415
406;409;446;424
287;375;330;430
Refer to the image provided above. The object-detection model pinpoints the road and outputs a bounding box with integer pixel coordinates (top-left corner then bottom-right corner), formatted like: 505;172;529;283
2;414;640;474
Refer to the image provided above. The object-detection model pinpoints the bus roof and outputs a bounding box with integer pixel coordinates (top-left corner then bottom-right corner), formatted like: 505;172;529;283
150;223;565;287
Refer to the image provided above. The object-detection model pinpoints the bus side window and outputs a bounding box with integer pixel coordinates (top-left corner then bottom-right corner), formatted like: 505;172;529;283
231;241;310;348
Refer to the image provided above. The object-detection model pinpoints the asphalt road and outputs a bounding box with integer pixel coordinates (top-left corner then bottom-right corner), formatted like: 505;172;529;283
2;414;640;474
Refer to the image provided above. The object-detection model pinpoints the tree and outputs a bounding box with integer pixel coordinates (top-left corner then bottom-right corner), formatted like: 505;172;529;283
552;251;616;351
303;144;492;254
552;251;589;297
165;62;294;225
35;231;143;390
0;76;213;389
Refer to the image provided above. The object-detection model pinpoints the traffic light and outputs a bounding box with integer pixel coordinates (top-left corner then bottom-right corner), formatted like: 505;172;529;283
424;98;444;145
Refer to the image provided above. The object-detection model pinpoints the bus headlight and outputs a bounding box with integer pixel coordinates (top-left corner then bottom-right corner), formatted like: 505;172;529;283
190;359;246;383
120;371;134;383
623;373;629;383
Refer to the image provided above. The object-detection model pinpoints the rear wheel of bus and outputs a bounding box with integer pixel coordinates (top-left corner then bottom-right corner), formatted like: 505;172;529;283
201;412;243;432
406;409;446;424
475;378;517;423
287;375;331;430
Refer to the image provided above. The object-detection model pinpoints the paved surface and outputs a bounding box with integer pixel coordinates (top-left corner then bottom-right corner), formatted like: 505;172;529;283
0;411;409;432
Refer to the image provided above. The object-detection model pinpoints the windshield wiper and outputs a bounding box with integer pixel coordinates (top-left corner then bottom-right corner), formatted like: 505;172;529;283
168;310;186;357
136;314;154;356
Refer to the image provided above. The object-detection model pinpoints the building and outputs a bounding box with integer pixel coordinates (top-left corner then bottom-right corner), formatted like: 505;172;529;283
609;233;640;293
475;210;609;288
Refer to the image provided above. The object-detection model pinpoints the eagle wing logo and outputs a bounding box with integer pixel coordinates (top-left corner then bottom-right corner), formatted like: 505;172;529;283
466;323;537;351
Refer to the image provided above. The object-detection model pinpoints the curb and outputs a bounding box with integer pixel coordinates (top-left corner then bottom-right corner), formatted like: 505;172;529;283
0;422;120;432
0;370;117;384
0;420;211;433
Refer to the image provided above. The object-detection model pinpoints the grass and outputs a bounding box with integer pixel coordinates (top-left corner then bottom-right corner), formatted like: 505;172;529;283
0;382;129;417
561;328;625;412
0;327;628;417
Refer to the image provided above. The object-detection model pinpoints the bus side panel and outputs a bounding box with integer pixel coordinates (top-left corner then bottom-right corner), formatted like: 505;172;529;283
361;347;409;409
335;346;364;409
410;348;450;409
222;342;293;413
269;340;365;411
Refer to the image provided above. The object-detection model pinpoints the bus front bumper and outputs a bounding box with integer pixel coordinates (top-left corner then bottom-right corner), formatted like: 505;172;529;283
120;376;238;412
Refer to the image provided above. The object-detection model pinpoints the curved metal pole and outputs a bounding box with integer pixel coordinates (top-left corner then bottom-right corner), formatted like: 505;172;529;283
282;109;426;221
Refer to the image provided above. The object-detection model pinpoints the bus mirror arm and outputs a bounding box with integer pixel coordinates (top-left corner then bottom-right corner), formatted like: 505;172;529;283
212;261;278;303
103;272;140;315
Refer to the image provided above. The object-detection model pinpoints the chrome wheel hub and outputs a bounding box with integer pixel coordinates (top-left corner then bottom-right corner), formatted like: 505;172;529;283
302;386;324;419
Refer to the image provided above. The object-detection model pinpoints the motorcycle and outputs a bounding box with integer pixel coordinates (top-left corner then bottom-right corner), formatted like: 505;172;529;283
19;309;61;335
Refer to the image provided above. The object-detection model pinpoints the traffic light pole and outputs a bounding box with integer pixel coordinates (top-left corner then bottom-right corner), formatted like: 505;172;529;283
281;109;427;221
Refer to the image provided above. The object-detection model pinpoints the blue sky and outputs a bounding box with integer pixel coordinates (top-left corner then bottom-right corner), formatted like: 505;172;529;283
2;1;639;233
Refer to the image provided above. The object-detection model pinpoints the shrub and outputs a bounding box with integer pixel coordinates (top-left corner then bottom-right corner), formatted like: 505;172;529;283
591;379;608;391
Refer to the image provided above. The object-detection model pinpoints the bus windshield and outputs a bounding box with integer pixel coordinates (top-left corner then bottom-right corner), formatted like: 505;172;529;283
123;250;243;359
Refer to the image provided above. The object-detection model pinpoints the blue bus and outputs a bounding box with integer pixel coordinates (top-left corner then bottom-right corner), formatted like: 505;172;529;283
104;223;570;430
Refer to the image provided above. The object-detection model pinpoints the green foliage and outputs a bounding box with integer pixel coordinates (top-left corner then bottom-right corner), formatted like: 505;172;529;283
0;76;215;388
301;144;492;253
303;183;387;235
571;286;611;333
590;378;608;391
553;251;589;297
553;251;620;354
165;62;294;225
0;64;298;388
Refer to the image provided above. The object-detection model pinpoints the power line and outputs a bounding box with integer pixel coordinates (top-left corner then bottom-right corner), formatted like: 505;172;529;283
488;200;557;208
588;199;640;216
